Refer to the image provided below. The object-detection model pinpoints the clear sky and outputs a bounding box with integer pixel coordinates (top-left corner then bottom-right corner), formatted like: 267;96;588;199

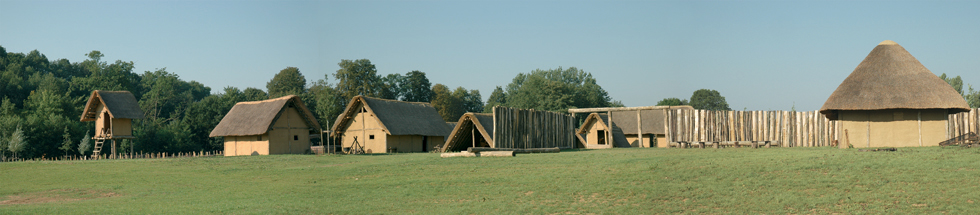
2;0;978;111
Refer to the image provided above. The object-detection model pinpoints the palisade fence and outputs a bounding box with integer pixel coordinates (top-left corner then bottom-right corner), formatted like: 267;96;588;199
665;110;839;147
948;108;979;139
492;106;577;149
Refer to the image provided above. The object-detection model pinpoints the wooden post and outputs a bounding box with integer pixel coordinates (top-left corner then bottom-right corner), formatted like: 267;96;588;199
607;111;612;146
637;110;643;147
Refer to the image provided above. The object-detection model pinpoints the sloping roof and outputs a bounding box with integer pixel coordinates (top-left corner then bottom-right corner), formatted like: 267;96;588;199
576;113;631;147
440;113;495;152
820;40;970;119
209;95;321;137
331;96;451;137
80;90;144;121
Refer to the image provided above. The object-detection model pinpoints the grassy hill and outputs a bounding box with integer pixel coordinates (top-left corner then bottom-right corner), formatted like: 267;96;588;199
2;147;979;214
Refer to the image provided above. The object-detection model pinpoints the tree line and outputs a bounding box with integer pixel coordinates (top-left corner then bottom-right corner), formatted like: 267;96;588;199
0;47;623;160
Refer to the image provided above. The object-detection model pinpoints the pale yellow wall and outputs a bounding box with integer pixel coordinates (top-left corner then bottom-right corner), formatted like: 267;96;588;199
582;120;609;146
839;110;948;148
95;105;107;137
223;135;270;156
111;118;132;136
340;110;388;153
269;107;312;154
655;134;666;148
624;134;653;147
386;135;450;152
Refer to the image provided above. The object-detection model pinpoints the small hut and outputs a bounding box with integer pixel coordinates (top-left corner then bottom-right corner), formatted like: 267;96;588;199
440;113;495;152
80;90;144;157
820;40;970;148
570;106;694;148
330;96;451;154
210;95;321;156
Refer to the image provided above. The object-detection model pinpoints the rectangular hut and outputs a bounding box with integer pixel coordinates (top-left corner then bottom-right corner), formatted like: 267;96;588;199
441;106;577;152
570;106;693;148
80;90;145;157
330;96;451;154
210;95;321;156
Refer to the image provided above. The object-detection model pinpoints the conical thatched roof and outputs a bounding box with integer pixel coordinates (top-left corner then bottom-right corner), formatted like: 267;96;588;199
331;96;451;137
209;95;321;137
80;90;145;121
820;40;970;119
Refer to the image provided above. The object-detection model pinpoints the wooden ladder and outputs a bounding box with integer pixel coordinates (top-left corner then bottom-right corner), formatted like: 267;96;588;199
92;139;105;158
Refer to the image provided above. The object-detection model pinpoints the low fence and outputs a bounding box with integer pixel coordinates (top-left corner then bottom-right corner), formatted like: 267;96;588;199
666;110;838;147
1;150;223;162
949;108;979;138
493;106;577;149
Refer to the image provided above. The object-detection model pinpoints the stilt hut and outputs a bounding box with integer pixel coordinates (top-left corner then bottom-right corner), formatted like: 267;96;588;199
210;95;321;156
570;106;693;148
80;90;144;157
440;113;495;152
330;96;451;154
820;40;971;148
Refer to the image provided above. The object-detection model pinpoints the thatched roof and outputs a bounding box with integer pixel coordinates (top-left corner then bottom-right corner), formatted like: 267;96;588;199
80;90;144;121
209;95;321;137
331;96;451;137
440;113;495;152
820;40;970;119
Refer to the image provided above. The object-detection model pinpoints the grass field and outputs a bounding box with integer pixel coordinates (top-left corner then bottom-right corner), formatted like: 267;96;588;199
2;147;979;214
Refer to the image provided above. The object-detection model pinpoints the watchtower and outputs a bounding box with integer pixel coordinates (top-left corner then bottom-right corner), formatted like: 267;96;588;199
80;90;144;158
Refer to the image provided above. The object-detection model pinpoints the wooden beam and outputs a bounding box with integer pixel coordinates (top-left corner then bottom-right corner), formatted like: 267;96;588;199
567;105;693;113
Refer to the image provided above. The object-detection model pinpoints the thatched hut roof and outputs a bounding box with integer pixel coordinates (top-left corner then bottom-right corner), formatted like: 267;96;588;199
209;95;321;137
80;90;144;121
440;113;494;152
331;96;451;137
606;106;693;135
820;40;970;119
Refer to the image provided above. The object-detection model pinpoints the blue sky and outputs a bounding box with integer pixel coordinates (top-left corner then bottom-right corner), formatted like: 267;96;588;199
2;0;978;111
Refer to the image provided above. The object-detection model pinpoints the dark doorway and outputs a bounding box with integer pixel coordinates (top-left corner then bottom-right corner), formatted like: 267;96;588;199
597;130;606;145
422;136;428;152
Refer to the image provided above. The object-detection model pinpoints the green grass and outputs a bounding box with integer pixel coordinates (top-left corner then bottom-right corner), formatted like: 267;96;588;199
2;147;979;214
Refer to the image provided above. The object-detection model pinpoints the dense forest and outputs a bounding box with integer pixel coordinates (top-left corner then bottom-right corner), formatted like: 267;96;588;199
0;47;620;160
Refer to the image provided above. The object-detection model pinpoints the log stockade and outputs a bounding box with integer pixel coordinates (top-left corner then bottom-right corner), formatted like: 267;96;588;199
492;106;576;149
948;108;979;143
665;109;840;148
0;150;223;162
467;147;560;153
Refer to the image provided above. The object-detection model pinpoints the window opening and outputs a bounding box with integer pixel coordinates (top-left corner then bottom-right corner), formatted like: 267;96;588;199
294;135;298;140
369;135;375;140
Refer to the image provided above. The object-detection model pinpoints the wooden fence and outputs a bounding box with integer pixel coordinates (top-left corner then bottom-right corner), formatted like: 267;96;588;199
949;108;980;138
0;150;223;162
493;106;577;149
665;110;839;147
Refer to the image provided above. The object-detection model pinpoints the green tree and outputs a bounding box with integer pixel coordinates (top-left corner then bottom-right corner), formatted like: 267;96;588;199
401;70;433;102
78;132;91;156
503;67;612;112
308;79;344;127
965;84;980;108
431;84;462;121
334;59;382;104
243;87;268;101
8;126;26;159
656;98;688;106
267;67;306;98
459;88;483;113
59;127;72;156
379;73;404;100
689;89;731;110
939;73;964;96
483;86;506;113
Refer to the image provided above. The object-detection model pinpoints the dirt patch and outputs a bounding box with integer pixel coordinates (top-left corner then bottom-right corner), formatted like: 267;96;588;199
0;189;120;205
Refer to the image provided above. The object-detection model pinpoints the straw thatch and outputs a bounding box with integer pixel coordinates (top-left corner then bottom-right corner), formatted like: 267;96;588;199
441;113;495;152
820;40;970;119
331;96;451;137
80;90;145;121
209;95;321;137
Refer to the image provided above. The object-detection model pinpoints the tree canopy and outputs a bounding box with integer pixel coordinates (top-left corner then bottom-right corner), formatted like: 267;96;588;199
689;89;731;110
499;67;615;112
267;67;306;98
656;98;688;106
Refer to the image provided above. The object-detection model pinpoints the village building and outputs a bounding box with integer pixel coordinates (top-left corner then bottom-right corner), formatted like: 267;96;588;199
330;96;451;153
571;106;693;149
820;40;971;148
440;113;494;152
80;90;145;157
210;95;321;156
